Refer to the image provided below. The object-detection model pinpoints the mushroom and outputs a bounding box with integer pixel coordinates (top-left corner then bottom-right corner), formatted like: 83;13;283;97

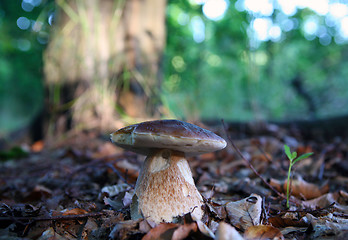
110;119;227;223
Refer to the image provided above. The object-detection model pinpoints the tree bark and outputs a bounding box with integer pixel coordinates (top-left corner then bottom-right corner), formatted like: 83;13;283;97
42;0;166;138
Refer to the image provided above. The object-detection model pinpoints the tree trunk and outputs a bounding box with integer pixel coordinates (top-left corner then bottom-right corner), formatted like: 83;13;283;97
42;0;166;137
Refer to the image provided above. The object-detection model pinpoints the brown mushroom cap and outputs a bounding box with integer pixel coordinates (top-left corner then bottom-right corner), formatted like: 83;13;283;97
110;119;226;156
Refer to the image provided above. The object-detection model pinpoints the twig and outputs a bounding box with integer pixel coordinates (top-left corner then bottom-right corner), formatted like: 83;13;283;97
333;212;348;218
221;120;294;203
0;212;105;225
275;202;336;215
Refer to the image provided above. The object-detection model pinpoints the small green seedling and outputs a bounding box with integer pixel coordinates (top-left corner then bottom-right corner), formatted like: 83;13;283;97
284;145;313;208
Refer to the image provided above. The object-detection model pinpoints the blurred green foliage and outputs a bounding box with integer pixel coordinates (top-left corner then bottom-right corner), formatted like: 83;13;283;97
0;1;52;135
163;0;348;121
1;0;348;136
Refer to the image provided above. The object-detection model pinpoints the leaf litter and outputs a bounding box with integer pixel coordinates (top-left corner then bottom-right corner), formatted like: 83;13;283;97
0;124;347;239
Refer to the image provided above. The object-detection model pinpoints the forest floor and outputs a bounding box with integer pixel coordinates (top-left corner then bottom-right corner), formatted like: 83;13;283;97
0;122;347;240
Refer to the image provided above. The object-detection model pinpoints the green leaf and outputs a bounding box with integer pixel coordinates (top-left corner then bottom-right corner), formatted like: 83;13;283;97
284;145;292;160
291;151;297;159
293;152;314;164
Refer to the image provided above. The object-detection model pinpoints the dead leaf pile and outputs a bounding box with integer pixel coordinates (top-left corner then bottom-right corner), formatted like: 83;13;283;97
0;125;347;239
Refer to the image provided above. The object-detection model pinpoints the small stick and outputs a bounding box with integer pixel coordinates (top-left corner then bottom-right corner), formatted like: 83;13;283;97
333;212;348;218
0;212;105;224
275;202;335;215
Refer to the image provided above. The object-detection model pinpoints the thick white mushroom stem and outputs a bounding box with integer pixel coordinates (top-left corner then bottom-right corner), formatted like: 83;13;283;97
133;149;204;223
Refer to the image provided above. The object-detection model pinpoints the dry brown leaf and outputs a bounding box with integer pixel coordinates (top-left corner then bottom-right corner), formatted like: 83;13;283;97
244;225;284;240
251;152;272;163
23;185;52;202
225;194;262;231
114;159;140;179
204;201;228;221
302;191;348;212
268;215;309;228
296;145;313;156
84;219;98;234
31;140;44;152
196;220;215;238
109;219;142;240
60;208;89;225
139;219;152;233
50;211;90;239
62;208;88;215
37;227;66;240
172;223;197;240
93;141;119;158
215;222;243;240
269;176;329;200
142;223;178;240
99;210;125;229
142;221;213;240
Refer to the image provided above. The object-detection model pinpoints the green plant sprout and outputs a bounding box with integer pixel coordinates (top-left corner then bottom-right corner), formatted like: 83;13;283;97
284;145;313;208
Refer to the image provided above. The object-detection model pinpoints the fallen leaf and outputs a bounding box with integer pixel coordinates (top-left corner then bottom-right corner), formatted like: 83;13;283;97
62;208;88;216
268;215;309;228
100;184;131;198
123;191;134;207
109;220;142;240
204;200;227;221
23;185;52;202
31;140;44;152
104;197;124;211
60;208;89;225
139;219;152;233
37;227;66;240
83;219;99;239
302;191;348;213
99;210;125;229
142;223;178;240
196;220;215;239
304;213;348;238
215;222;243;240
93;142;119;158
114;159;140;182
171;223;197;240
225;194;262;231
244;225;284;240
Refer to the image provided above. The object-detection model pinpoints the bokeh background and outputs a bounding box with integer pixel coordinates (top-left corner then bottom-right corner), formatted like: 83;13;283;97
1;0;348;141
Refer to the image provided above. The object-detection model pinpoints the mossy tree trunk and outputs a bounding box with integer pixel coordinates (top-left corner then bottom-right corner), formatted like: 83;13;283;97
42;0;166;137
